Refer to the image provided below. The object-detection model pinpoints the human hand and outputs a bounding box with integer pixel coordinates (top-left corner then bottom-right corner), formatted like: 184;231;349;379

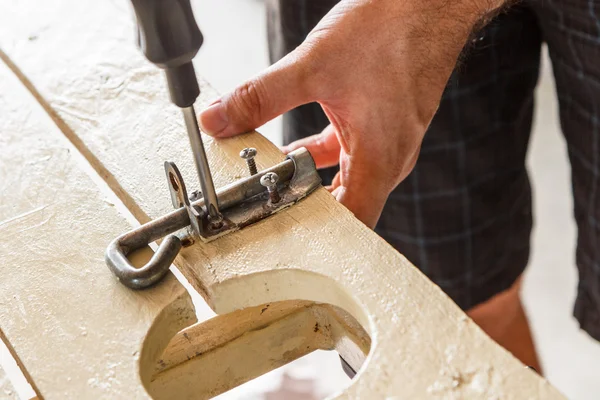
199;0;507;228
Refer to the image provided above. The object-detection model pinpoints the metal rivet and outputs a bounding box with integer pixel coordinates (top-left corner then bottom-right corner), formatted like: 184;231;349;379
239;147;258;175
260;172;280;203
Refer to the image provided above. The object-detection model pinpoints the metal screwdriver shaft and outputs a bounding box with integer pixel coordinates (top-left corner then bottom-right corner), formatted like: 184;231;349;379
182;105;220;221
130;0;222;224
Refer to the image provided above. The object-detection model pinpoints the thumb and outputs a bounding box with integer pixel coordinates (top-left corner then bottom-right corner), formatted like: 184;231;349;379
281;124;341;169
199;51;315;137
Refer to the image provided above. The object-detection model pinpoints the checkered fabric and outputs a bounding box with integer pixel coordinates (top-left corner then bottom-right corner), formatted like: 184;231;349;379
266;0;600;340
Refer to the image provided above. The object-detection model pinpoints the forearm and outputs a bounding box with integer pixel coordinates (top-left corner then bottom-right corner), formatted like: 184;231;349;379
344;0;516;124
398;0;516;70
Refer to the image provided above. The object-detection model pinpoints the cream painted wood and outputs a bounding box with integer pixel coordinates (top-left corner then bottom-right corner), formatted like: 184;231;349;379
0;62;196;398
153;303;333;399
0;48;359;398
150;302;370;398
0;76;351;400
0;1;565;398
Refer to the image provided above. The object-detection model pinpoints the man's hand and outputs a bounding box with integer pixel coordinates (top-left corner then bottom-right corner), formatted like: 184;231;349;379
199;0;506;228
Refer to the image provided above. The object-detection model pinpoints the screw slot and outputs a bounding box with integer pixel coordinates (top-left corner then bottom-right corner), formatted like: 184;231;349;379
189;190;202;202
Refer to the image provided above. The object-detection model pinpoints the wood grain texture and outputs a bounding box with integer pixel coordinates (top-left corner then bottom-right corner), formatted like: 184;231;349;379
0;1;565;398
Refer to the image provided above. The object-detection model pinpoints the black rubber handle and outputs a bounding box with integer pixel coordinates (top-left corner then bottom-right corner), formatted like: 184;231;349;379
130;0;203;107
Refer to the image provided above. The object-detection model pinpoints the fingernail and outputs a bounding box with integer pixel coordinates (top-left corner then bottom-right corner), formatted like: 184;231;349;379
199;101;228;135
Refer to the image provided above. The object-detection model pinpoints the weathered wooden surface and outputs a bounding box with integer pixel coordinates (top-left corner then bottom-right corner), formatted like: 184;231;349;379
151;302;369;399
0;57;357;398
0;60;197;398
0;0;565;398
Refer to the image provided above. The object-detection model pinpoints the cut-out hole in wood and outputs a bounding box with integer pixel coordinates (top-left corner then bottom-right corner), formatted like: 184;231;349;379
142;300;371;400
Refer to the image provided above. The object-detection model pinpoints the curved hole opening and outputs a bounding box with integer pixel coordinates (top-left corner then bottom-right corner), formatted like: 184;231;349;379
143;299;371;399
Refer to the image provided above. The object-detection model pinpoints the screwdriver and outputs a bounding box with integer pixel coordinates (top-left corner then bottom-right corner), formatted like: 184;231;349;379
129;0;222;225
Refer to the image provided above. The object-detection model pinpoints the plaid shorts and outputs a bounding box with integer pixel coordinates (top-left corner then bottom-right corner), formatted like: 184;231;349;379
267;0;600;340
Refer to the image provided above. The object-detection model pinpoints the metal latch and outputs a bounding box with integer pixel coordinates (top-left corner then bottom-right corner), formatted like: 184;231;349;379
105;147;321;289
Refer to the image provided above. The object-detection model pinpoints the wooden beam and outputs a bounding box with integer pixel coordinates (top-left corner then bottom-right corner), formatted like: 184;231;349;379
152;303;332;399
0;1;565;398
0;72;355;399
0;57;361;397
156;301;315;375
150;302;370;398
0;60;196;398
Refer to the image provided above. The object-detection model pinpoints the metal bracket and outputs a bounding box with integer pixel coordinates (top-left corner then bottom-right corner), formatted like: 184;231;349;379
105;147;321;289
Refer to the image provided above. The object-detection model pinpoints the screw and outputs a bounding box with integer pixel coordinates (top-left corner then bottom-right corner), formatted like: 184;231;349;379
207;204;224;230
209;214;224;230
260;172;280;203
240;147;258;175
190;190;202;202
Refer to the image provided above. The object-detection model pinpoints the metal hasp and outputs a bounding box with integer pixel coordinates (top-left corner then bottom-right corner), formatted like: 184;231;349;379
105;148;321;289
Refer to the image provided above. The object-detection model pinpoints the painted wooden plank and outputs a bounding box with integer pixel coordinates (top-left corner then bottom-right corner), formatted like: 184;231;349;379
0;59;354;398
0;1;565;398
0;60;196;398
150;302;370;398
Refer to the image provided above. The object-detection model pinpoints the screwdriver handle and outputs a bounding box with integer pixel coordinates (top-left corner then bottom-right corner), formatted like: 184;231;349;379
130;0;203;107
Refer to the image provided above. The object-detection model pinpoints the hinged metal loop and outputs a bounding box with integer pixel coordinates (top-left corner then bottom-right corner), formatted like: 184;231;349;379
165;161;204;237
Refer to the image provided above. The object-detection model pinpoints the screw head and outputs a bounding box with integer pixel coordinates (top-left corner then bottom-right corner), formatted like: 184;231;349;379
209;214;224;230
260;172;279;188
239;147;257;160
189;190;202;201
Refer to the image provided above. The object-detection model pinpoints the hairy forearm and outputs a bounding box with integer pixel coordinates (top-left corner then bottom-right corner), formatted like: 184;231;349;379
378;0;518;93
402;0;516;52
416;0;519;75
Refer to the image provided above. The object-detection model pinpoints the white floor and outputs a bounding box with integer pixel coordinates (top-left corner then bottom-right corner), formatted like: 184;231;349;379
193;0;600;399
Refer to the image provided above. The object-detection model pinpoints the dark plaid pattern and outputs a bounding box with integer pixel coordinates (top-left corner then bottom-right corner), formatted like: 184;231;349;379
267;0;600;340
